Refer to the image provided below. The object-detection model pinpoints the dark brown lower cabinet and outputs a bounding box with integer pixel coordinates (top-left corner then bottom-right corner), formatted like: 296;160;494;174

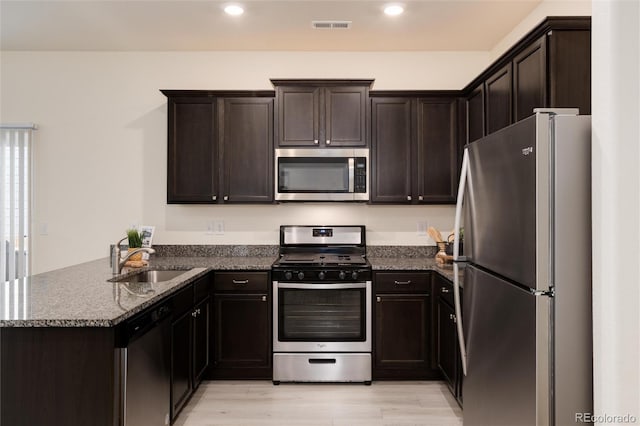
434;273;463;406
0;327;117;426
170;276;211;421
373;272;440;379
211;271;271;379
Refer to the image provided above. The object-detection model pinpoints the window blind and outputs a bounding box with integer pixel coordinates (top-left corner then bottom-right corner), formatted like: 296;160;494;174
1;124;35;282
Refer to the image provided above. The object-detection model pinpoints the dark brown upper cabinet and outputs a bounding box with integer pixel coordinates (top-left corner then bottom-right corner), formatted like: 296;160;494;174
464;17;591;140
485;63;513;135
466;84;485;144
162;90;275;204
220;98;274;203
370;94;459;204
416;98;458;204
370;97;413;203
513;35;547;122
271;79;372;147
166;97;217;203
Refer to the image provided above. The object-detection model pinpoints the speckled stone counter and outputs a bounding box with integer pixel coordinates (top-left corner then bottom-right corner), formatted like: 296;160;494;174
369;257;463;283
0;244;464;328
0;255;276;328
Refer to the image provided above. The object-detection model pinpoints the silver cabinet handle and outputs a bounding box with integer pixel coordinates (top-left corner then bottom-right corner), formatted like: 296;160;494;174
232;279;249;285
441;286;450;293
212;195;217;201
223;195;229;201
394;280;411;285
314;139;319;144
418;195;424;201
453;315;457;323
326;139;331;145
197;308;201;315
261;295;267;302
376;296;381;303
192;311;197;318
407;195;412;201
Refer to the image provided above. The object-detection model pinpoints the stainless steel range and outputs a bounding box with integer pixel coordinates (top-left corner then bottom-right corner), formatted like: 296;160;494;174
272;225;372;384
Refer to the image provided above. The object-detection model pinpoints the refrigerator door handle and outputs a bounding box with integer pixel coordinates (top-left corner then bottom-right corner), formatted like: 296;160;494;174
453;147;469;376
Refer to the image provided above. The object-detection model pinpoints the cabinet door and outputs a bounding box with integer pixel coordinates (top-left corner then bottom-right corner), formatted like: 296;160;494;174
466;85;485;144
324;86;368;146
416;98;458;204
170;310;192;420
276;87;320;146
548;29;591;115
513;36;547;122
192;296;210;386
437;299;458;394
212;293;271;378
220;98;274;203
374;293;432;379
370;98;414;203
167;98;217;203
485;63;513;134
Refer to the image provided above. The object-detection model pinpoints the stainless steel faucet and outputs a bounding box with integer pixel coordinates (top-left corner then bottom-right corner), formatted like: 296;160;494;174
112;236;156;274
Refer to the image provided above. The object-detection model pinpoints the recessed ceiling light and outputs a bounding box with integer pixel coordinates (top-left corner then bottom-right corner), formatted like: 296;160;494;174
384;4;404;16
224;4;244;16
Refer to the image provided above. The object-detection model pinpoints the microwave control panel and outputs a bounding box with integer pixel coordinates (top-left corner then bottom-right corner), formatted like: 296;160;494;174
355;157;367;193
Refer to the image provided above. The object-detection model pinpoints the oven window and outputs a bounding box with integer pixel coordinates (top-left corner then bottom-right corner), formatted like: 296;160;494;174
278;157;349;193
278;288;366;341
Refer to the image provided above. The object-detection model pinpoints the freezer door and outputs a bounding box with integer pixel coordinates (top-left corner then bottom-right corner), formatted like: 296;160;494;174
466;115;537;287
463;265;550;426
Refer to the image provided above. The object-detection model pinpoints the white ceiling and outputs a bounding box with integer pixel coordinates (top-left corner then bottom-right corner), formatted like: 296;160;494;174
0;0;542;51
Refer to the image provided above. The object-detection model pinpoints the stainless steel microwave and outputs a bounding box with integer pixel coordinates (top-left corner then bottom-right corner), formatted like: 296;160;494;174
275;148;369;201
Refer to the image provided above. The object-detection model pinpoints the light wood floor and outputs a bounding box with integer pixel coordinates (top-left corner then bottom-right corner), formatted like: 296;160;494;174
174;381;463;426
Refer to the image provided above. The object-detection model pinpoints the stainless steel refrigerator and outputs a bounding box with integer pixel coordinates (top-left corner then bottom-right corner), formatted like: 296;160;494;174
451;109;593;426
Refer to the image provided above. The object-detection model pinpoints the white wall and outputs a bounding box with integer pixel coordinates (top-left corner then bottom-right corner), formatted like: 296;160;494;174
0;51;489;273
592;0;640;422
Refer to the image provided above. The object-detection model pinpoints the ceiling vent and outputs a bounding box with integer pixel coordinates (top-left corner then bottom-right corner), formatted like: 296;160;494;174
312;20;352;30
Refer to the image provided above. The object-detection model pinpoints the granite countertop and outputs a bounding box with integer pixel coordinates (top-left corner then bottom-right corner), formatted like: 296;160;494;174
0;255;276;328
369;257;463;282
0;245;463;328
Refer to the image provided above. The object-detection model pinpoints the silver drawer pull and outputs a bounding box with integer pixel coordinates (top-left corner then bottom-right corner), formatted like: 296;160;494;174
394;280;412;285
192;311;197;318
441;286;450;293
261;295;267;302
314;139;319;144
232;279;249;285
376;296;381;303
326;139;331;145
212;195;217;201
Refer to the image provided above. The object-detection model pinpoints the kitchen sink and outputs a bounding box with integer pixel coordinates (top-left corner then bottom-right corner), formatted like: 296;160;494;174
111;269;191;284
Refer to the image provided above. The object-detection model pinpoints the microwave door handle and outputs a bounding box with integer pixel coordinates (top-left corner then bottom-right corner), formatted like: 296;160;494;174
348;158;355;193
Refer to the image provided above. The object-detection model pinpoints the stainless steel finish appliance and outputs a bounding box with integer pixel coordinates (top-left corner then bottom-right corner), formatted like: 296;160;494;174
275;148;369;201
117;302;172;426
452;109;593;426
272;225;372;383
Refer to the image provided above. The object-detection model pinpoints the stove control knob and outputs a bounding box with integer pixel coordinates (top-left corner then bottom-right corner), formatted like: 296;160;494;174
284;271;293;280
351;271;359;280
318;271;326;280
297;271;305;280
338;271;347;280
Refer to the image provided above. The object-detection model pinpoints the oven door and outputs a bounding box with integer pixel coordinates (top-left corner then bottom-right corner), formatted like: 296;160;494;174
273;281;372;352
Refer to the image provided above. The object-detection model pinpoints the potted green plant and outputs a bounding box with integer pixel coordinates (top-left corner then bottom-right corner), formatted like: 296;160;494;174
126;229;143;261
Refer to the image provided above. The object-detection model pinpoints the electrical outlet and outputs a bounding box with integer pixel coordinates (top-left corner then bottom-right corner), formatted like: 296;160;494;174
213;220;225;235
206;220;225;235
417;221;428;236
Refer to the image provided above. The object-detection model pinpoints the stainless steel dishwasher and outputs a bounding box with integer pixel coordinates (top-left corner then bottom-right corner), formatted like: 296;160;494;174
117;301;172;426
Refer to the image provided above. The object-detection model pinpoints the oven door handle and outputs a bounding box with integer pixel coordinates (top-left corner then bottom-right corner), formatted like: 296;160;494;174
276;282;367;290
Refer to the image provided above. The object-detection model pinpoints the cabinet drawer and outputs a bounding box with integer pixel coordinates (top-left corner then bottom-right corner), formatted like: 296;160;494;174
374;272;430;293
213;272;269;292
